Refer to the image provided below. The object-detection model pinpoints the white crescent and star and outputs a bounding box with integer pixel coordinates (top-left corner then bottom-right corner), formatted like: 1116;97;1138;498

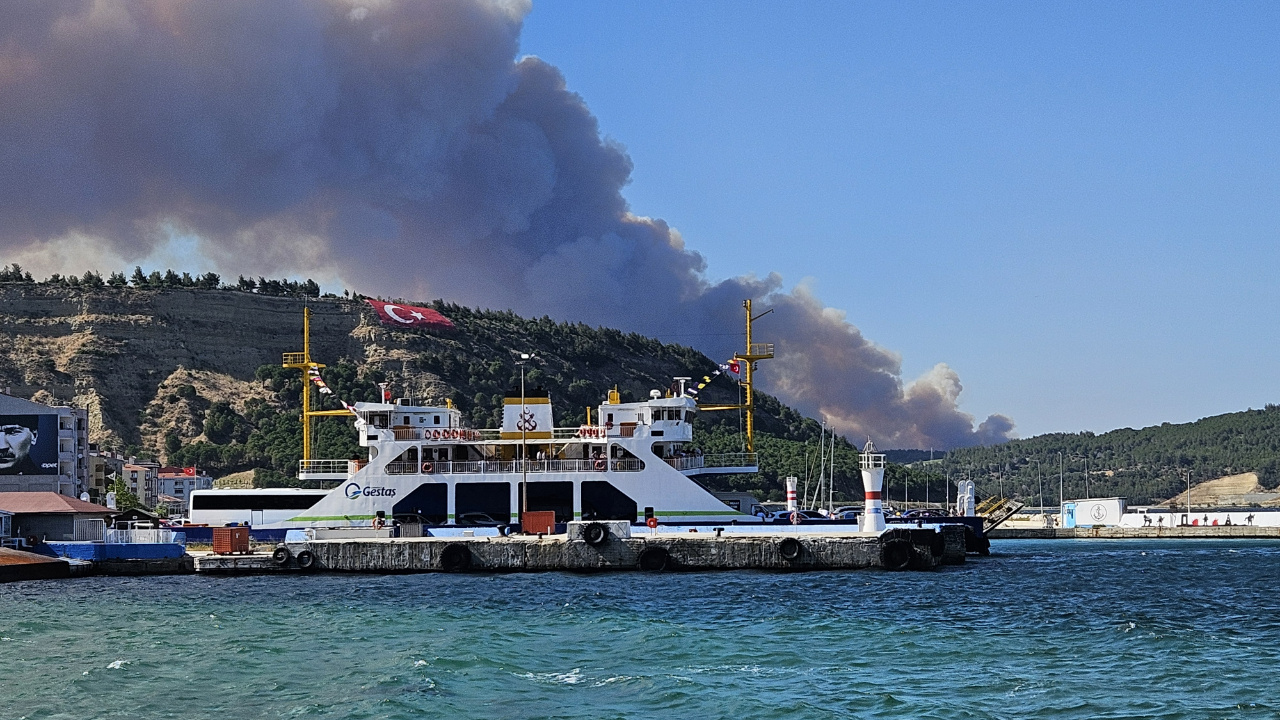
382;304;427;324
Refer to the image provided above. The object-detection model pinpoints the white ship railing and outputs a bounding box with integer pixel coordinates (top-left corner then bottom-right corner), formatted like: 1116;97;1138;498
383;459;646;475
664;453;758;471
380;427;609;442
299;459;359;475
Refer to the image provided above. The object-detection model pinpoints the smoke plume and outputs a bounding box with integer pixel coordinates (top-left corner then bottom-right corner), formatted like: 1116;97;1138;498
0;0;1013;448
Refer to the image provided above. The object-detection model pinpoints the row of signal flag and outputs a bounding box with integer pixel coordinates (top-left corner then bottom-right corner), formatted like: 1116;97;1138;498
308;367;356;412
683;359;743;398
309;357;739;408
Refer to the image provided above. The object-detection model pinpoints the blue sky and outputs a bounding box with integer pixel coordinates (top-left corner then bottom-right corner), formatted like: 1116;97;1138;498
520;1;1280;438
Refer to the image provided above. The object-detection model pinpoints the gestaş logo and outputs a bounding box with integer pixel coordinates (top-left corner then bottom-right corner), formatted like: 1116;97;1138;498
345;483;396;500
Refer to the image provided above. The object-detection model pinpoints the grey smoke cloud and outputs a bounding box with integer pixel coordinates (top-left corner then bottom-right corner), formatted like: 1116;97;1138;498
0;0;1013;449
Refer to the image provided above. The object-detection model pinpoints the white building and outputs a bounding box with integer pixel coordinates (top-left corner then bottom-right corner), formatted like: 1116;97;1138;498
0;392;89;497
156;467;213;508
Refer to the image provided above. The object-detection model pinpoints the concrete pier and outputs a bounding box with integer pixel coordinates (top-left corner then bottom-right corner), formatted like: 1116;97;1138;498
209;525;967;574
990;526;1280;540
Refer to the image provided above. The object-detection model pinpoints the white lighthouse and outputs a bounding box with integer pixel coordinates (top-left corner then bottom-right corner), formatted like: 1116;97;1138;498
859;439;886;533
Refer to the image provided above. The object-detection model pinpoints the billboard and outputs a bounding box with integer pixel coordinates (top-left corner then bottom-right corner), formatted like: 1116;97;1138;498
0;414;60;476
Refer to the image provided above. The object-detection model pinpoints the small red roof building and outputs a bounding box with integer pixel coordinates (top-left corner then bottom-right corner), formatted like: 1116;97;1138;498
0;492;113;515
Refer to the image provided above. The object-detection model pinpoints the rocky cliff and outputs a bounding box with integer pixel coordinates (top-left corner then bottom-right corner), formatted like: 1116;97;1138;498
0;284;743;460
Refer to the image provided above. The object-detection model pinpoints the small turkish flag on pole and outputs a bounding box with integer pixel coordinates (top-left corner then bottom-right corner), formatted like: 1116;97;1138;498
183;466;196;476
367;300;454;330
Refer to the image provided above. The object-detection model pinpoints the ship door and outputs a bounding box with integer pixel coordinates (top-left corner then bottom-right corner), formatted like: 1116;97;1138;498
1062;503;1077;529
251;509;264;526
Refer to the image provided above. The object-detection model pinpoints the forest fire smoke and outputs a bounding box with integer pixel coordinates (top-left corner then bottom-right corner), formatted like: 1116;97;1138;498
0;0;1012;448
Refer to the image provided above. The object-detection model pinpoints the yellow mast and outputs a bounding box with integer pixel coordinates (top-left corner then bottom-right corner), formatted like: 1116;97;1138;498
283;307;352;462
697;299;774;452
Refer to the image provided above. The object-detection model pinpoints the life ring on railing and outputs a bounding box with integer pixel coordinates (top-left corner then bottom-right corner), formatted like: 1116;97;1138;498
430;429;440;440
422;462;433;473
594;459;606;471
605;421;614;430
373;516;386;530
646;516;659;529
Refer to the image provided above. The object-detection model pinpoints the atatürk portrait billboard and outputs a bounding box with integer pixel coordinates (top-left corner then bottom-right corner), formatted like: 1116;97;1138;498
0;415;59;475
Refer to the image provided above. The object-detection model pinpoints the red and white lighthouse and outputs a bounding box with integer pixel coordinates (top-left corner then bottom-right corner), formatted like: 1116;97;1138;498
859;440;886;533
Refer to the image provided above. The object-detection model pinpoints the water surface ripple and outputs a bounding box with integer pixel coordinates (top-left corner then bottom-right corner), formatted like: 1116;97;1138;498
3;540;1278;719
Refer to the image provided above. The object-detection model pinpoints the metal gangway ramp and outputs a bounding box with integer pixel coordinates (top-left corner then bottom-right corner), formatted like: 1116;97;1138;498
975;496;1025;532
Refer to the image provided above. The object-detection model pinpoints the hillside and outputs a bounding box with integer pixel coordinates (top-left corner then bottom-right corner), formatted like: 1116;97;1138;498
0;278;863;500
912;407;1280;505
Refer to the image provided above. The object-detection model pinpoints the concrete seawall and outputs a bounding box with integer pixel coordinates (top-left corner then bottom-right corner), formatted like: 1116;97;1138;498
991;526;1280;540
195;526;967;574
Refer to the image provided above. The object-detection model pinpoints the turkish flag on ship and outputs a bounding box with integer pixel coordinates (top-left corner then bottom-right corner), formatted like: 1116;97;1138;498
183;467;196;476
366;300;455;330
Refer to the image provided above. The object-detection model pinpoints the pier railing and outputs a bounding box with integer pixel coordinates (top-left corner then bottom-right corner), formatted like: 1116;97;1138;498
104;529;183;544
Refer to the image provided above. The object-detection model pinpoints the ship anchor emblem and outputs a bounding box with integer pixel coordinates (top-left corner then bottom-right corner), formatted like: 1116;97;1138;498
517;411;538;432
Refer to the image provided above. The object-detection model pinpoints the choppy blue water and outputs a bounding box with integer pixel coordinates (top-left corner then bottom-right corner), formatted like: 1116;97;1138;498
2;540;1279;719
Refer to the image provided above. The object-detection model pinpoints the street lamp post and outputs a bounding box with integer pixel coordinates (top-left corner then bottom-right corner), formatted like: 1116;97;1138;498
1058;451;1064;507
1036;457;1044;517
517;352;534;522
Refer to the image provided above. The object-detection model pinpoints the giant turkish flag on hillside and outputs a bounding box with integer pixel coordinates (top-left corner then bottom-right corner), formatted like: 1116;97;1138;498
367;300;455;330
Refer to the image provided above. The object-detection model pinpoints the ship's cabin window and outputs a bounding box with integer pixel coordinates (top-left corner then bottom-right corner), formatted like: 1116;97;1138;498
685;410;696;423
434;415;441;425
606;412;614;424
369;413;389;428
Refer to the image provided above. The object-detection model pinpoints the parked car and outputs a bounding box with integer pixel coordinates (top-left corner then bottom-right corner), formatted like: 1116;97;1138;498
768;509;827;523
455;511;505;526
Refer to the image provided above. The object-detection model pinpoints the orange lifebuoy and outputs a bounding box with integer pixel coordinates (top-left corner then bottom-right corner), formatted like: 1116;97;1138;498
422;462;433;473
430;429;440;440
373;516;386;530
594;459;606;471
646;517;659;529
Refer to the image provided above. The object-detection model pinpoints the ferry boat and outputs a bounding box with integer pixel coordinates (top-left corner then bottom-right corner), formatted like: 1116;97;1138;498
251;386;762;529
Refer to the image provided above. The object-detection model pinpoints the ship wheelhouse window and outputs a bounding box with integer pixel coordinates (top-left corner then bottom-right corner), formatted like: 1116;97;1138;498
434;415;440;425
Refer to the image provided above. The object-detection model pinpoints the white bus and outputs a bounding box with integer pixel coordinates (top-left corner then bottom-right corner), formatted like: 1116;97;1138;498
188;489;329;528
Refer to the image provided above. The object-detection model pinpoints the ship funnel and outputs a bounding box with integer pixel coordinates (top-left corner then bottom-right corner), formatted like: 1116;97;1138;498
859;440;886;533
502;386;554;440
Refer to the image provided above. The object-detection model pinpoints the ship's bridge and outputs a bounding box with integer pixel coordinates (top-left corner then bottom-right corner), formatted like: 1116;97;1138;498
352;399;464;446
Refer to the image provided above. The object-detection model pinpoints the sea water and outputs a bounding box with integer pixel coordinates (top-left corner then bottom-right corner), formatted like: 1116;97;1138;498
2;540;1279;719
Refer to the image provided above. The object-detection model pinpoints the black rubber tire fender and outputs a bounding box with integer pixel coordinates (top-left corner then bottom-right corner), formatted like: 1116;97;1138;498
880;538;914;571
637;546;669;572
582;521;609;546
440;543;472;572
295;549;316;570
272;546;292;566
779;537;803;562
